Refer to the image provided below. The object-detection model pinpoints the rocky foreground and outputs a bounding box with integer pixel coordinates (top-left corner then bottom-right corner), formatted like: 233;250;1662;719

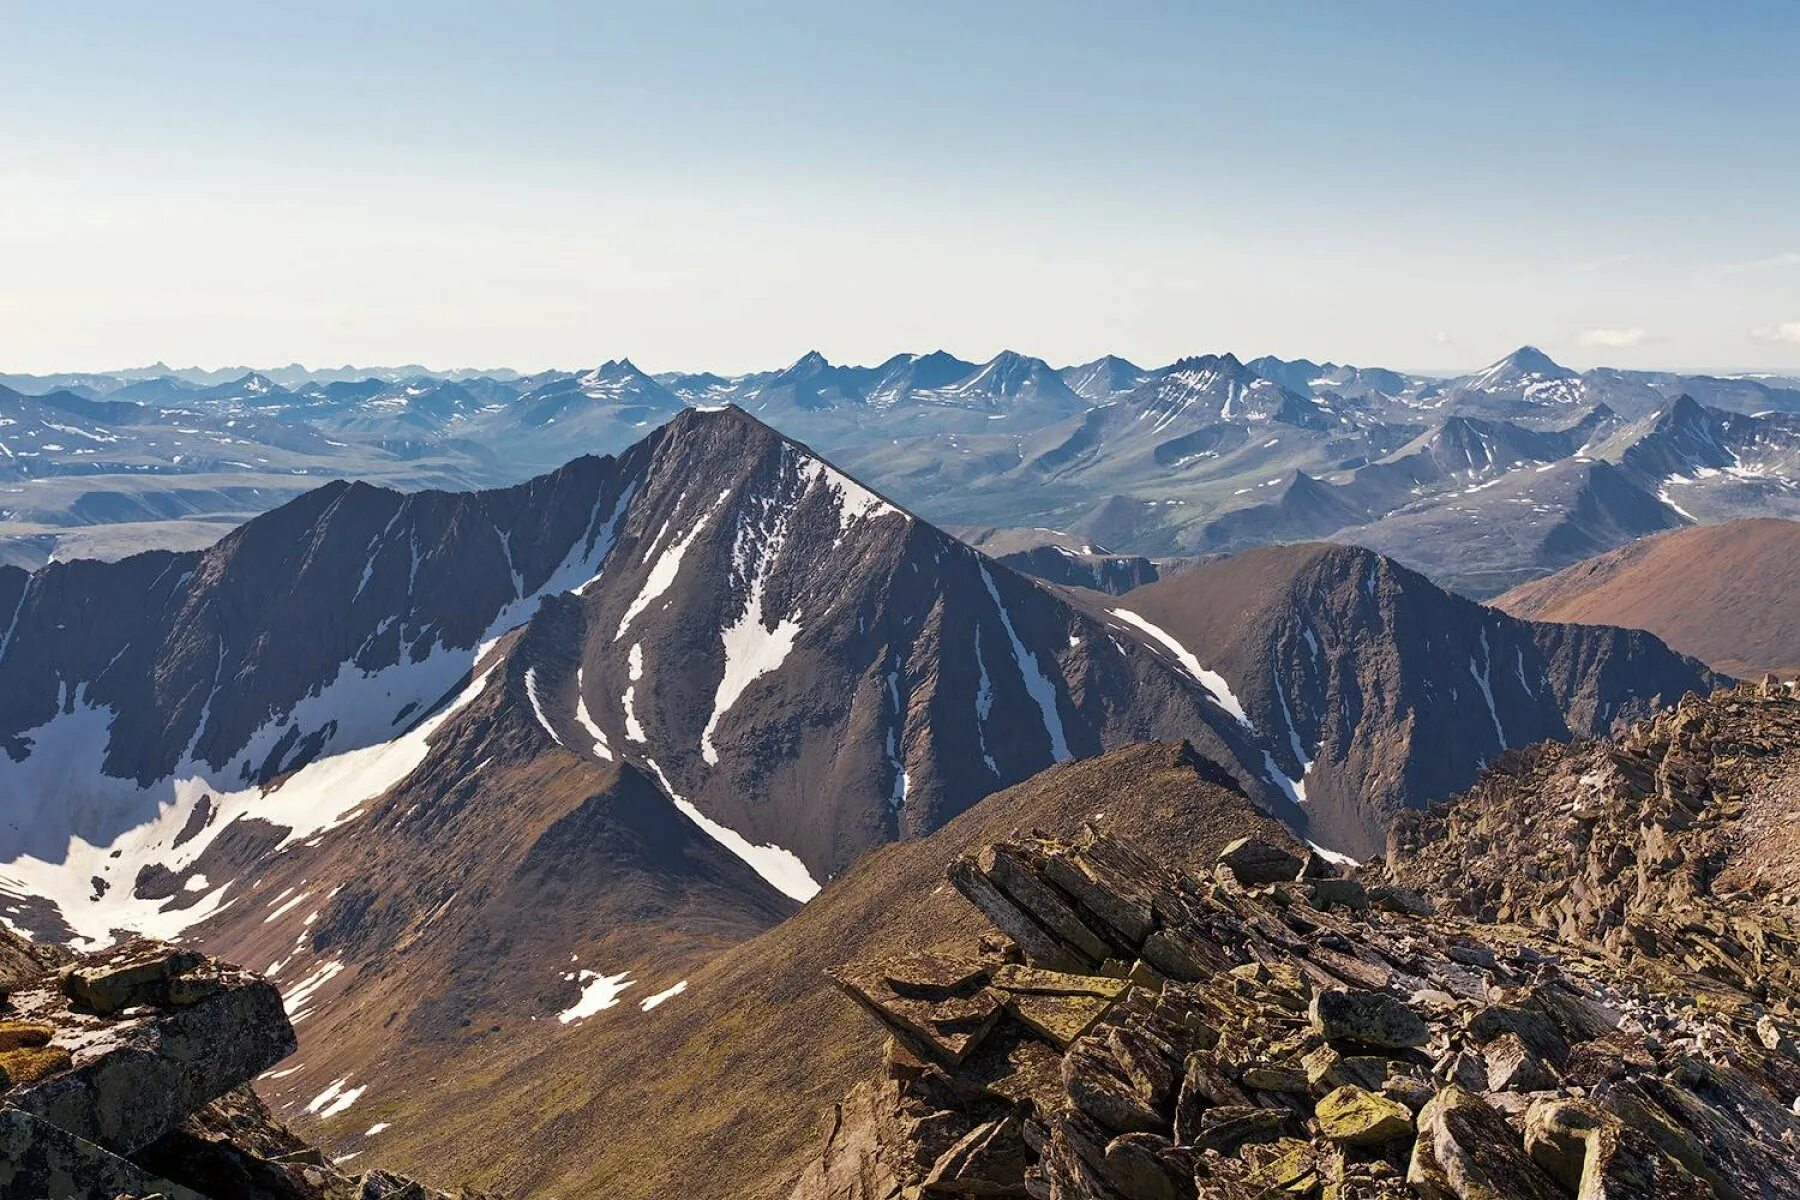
0;933;492;1200
795;683;1800;1198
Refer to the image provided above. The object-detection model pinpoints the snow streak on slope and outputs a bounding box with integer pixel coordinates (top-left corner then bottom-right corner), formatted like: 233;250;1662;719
1107;607;1253;729
978;564;1071;763
1468;628;1506;747
701;455;808;764
617;489;729;640
623;644;647;743
524;668;564;747
642;758;820;903
574;667;612;760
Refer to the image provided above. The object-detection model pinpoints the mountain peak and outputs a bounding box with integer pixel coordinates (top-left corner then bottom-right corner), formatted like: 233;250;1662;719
1480;344;1573;381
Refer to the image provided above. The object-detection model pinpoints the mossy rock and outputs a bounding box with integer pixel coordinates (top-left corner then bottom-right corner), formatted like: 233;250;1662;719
0;1020;55;1052
0;1044;74;1088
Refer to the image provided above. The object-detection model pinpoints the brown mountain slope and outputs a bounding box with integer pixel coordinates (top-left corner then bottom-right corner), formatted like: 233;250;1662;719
1494;517;1800;677
345;742;1297;1199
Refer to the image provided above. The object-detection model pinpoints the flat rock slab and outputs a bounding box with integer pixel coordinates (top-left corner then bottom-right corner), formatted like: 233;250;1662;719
832;962;1004;1066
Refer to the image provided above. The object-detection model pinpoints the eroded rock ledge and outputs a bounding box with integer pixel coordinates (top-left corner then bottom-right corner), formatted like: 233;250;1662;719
0;933;497;1200
798;812;1800;1198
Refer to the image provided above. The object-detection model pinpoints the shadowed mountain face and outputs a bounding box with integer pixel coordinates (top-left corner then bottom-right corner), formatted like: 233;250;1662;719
1494;517;1800;677
1099;542;1725;856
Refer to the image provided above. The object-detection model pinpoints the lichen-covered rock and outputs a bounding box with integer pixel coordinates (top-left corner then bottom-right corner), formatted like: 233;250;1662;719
1315;1084;1414;1146
805;753;1800;1200
8;954;294;1155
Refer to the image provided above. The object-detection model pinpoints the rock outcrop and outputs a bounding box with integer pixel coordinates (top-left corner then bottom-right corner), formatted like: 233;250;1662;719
797;765;1800;1198
0;927;493;1200
1387;683;1800;1001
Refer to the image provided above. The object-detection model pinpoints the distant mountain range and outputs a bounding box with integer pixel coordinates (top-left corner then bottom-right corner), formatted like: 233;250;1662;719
4;347;1798;594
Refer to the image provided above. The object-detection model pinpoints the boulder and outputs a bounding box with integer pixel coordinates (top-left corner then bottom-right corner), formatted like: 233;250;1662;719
60;942;206;1016
7;959;296;1155
1466;1004;1569;1065
1409;1085;1563;1199
0;1107;202;1200
1483;1033;1555;1093
1314;1084;1414;1146
922;1112;1030;1196
1311;988;1429;1050
1305;878;1371;912
1217;838;1303;886
1523;1097;1704;1199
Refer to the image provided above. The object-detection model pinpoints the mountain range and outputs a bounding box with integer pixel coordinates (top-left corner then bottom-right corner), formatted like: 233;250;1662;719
0;405;1735;1197
6;348;1799;599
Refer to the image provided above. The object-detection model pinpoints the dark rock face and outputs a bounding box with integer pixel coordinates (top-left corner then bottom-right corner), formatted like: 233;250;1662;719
796;806;1800;1199
1106;542;1725;855
0;924;486;1200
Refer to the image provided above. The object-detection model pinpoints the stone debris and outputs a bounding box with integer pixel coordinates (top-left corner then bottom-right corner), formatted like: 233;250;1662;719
0;924;497;1200
801;785;1800;1199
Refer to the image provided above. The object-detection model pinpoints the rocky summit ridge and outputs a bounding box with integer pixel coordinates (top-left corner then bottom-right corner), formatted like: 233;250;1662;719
792;680;1800;1199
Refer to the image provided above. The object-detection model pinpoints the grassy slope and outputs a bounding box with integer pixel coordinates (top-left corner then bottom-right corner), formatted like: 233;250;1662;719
375;741;1294;1199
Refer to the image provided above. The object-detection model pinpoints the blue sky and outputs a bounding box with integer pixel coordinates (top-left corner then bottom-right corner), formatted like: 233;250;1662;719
3;1;1797;373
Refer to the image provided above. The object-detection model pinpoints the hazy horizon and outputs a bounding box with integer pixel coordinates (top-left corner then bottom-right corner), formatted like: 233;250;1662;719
11;345;1800;384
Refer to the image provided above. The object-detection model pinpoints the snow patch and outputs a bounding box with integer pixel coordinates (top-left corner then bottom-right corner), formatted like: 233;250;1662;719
559;968;634;1023
643;758;819;902
640;979;688;1010
1108;607;1253;730
980;565;1071;761
306;1076;366;1119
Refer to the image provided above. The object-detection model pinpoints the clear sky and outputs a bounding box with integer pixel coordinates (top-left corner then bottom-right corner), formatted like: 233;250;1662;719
3;1;1797;375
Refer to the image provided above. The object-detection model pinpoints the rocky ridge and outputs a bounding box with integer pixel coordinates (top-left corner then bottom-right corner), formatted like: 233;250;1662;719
0;929;485;1199
1386;677;1800;1003
795;685;1800;1198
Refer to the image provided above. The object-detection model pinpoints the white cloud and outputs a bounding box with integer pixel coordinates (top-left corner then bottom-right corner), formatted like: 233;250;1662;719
1577;327;1651;349
1750;322;1800;345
